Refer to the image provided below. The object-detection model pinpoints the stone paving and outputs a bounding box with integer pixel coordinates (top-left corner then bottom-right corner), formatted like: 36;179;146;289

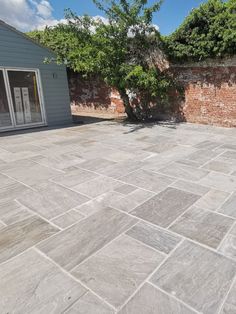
0;120;236;314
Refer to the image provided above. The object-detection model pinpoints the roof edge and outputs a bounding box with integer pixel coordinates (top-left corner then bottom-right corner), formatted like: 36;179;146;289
0;19;56;56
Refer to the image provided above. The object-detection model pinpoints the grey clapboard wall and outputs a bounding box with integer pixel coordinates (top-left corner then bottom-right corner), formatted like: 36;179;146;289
0;21;72;126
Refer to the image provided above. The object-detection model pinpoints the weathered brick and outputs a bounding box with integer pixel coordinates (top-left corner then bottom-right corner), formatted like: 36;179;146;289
172;65;236;127
68;70;125;115
68;59;236;128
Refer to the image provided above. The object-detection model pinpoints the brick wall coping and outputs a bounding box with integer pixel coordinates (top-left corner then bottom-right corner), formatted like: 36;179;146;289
170;56;236;68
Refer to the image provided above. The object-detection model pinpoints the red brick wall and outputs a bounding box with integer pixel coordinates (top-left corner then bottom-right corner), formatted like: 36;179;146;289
68;60;236;127
68;71;124;115
172;65;236;127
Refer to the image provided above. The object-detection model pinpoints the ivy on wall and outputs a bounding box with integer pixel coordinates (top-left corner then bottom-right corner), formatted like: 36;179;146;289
163;0;236;62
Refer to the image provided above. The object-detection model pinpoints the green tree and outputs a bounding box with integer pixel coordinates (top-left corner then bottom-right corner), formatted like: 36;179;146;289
28;1;177;121
164;0;236;62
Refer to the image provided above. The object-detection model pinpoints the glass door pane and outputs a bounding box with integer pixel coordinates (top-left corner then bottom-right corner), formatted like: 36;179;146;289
7;70;43;125
0;70;12;128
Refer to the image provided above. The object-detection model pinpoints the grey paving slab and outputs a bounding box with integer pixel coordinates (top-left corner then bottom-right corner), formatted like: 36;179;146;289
39;144;80;158
218;224;236;261
0;156;7;167
194;140;222;150
144;135;170;147
221;144;236;151
17;182;89;220
158;162;209;182
120;169;174;193
136;134;171;145
78;158;117;171
131;188;200;227
76;191;124;216
171;179;209;196
97;160;144;179
202;160;235;174
51;167;98;188
114;184;137;195
216;155;236;165
156;145;197;161
32;153;85;170
0;158;35;171
51;209;85;229
37;207;137;270
0;221;5;229
73;176;121;197
221;150;236;160
0;173;29;204
77;146;116;160
0;216;59;264
126;221;182;254
0;180;30;205
195;189;230;211
0;134;32;145
0;249;86;314
219;193;236;218
111;188;155;212
144;142;177;153
177;157;204;168
2;161;62;186
142;156;171;173
230;224;236;236
104;150;137;163
118;283;197;314
72;234;164;308
0;173;18;188
1;122;236;313
220;280;236;314
150;240;236;314
0;200;32;225
0;150;40;163
170;206;234;248
182;149;217;165
199;172;236;192
65;292;115;314
0;143;43;153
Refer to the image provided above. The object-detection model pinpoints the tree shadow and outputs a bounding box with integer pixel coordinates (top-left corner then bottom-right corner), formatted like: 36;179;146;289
121;120;178;134
104;117;179;134
72;114;114;125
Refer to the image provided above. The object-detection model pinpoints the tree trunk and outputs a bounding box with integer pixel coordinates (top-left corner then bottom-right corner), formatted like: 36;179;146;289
118;89;137;121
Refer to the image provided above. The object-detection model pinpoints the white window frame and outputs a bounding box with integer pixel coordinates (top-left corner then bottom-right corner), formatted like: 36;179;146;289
0;67;47;131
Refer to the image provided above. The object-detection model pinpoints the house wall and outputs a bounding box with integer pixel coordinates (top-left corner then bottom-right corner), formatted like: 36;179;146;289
0;22;72;127
69;58;236;128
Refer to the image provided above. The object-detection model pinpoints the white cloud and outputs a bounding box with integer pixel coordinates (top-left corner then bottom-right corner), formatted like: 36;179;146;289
0;0;159;33
35;0;53;18
0;0;63;31
93;15;109;24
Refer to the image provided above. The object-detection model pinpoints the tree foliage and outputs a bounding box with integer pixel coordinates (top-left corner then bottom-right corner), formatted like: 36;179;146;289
164;0;236;62
28;0;236;120
28;1;177;121
28;14;99;73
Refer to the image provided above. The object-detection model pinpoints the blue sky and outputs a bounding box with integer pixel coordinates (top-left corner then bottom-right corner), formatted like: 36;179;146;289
0;0;206;34
49;0;206;35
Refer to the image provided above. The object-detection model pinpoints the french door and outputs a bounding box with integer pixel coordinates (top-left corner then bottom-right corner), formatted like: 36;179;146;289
0;68;46;131
0;70;12;128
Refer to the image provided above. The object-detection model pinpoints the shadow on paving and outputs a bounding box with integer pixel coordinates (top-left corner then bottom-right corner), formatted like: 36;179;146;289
116;119;179;134
0;113;179;138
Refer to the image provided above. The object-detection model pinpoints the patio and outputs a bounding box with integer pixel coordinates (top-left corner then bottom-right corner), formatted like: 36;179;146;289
0;120;235;314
